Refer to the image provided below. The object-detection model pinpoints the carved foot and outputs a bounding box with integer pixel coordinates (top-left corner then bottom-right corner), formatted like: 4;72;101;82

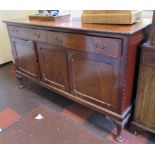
19;84;24;89
16;74;24;89
114;114;130;142
115;123;124;142
116;135;124;142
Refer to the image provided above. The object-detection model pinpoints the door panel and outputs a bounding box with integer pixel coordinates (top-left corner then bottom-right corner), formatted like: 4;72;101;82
135;67;155;130
12;38;40;79
68;50;121;112
37;44;69;91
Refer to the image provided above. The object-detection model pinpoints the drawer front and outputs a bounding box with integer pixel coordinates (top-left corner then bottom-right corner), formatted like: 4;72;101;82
142;51;155;67
47;31;122;57
64;34;122;57
8;26;47;42
47;31;64;46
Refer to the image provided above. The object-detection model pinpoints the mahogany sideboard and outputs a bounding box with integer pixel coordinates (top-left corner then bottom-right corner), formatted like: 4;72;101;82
4;18;151;142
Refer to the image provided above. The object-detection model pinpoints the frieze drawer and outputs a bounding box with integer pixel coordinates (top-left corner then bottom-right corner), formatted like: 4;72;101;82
47;31;122;57
8;26;47;42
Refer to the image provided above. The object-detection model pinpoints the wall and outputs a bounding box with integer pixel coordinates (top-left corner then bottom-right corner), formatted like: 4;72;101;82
70;10;82;19
0;10;37;65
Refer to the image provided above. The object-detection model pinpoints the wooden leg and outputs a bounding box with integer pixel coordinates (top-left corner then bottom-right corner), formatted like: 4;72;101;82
115;123;124;142
114;114;130;142
16;74;24;89
105;115;128;142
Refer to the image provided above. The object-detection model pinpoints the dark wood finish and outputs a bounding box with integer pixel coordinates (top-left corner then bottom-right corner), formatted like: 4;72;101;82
132;11;155;134
8;26;47;42
47;31;64;46
37;43;69;91
132;42;155;134
142;50;155;67
11;38;40;80
4;18;150;142
122;31;144;112
47;31;122;57
68;50;121;112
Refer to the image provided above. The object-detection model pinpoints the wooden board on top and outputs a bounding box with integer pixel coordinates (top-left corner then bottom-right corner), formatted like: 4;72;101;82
83;10;136;14
81;10;142;24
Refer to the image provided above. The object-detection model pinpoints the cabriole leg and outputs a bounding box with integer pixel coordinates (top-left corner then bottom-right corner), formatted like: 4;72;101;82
115;123;124;142
114;114;130;142
16;74;24;89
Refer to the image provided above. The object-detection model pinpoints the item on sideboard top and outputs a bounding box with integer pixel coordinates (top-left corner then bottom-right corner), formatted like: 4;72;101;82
46;10;59;16
81;10;142;24
29;10;70;21
37;10;59;16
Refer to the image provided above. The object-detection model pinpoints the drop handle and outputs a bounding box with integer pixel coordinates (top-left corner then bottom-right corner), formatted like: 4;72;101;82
27;40;33;43
94;43;106;51
34;33;41;38
11;29;18;33
55;37;63;43
39;47;46;51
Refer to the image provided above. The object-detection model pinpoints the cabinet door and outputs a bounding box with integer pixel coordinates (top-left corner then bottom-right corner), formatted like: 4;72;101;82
68;50;121;112
135;67;155;130
37;44;69;91
11;38;40;79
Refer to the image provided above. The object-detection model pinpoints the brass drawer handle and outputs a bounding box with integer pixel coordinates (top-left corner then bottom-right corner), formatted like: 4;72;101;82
39;47;46;51
34;33;41;38
37;34;41;38
94;43;106;51
11;29;18;33
27;40;33;43
55;37;63;43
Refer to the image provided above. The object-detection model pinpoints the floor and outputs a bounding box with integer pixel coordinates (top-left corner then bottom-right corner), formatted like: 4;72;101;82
0;62;155;144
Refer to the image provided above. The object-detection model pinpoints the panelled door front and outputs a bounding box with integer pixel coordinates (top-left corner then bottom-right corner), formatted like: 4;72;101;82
68;50;121;112
37;43;69;91
11;38;40;79
135;66;155;130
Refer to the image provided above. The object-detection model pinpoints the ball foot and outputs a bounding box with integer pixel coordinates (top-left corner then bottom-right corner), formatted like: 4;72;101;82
115;135;124;143
19;84;24;89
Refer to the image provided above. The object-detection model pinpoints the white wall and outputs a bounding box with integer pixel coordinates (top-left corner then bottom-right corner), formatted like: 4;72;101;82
71;10;82;19
0;10;37;65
